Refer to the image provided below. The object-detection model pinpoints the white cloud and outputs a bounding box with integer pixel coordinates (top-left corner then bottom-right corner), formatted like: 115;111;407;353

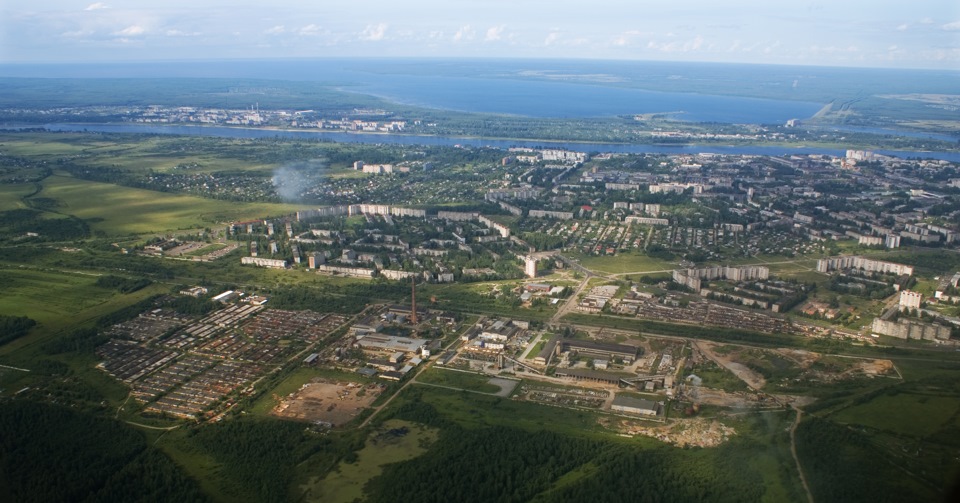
485;25;504;42
361;23;388;41
896;23;908;31
689;35;704;51
299;24;323;36
646;35;706;53
453;25;474;42
613;30;645;46
114;25;145;37
165;29;198;37
62;30;94;38
84;2;108;11
544;32;561;46
264;25;285;35
942;21;960;31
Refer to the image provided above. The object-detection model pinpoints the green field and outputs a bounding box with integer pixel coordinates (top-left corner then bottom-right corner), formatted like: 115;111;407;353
33;174;303;235
0;267;164;346
415;367;502;393
572;252;676;275
830;392;960;436
301;419;438;503
384;383;622;440
0;183;37;211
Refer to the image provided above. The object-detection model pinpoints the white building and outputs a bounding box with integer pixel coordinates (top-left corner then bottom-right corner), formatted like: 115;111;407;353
899;290;923;310
241;257;287;269
525;257;537;278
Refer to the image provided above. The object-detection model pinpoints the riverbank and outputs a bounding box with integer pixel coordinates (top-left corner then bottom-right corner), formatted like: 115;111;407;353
27;123;960;162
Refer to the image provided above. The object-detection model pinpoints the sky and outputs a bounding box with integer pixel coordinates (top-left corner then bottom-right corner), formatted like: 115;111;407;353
1;1;959;69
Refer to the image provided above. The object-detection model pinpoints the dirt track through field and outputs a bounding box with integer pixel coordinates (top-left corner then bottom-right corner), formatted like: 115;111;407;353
695;341;766;390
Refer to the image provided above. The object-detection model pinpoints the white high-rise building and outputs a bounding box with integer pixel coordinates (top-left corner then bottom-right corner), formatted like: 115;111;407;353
525;257;537;278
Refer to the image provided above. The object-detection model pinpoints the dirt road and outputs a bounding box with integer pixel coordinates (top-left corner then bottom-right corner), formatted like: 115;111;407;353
695;340;767;390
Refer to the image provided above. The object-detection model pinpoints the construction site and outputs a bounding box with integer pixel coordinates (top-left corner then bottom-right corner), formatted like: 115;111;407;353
271;379;383;426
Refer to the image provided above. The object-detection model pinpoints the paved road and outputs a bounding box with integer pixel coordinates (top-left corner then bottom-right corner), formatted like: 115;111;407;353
518;331;544;360
550;255;594;324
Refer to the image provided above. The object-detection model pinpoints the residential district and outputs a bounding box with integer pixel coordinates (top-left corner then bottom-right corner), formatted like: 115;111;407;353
87;144;960;438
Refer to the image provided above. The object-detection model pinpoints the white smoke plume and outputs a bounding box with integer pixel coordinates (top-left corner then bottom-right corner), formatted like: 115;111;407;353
271;158;327;202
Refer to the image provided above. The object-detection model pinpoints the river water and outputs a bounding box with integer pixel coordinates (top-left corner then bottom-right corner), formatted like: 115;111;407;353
36;123;960;162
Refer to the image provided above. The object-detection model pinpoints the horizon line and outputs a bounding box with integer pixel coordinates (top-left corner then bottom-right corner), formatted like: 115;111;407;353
0;56;957;73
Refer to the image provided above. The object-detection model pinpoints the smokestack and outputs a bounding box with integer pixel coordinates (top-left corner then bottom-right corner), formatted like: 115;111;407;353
411;276;417;325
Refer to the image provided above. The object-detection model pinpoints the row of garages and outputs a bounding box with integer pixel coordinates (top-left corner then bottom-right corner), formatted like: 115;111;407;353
96;340;177;383
145;360;262;419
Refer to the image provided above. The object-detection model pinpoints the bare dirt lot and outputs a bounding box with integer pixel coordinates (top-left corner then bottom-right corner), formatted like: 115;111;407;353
695;341;767;390
272;379;382;426
695;341;898;392
600;416;737;448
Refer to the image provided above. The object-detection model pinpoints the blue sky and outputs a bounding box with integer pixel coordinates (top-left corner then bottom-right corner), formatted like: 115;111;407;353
2;1;958;69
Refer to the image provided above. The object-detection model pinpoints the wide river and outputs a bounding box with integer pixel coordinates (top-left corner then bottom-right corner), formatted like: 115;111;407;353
38;123;960;162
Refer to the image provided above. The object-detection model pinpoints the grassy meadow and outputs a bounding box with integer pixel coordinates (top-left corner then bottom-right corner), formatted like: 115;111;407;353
570;251;677;275
0;267;165;349
415;367;503;394
0;184;37;211
301;419;438;503
35;173;303;235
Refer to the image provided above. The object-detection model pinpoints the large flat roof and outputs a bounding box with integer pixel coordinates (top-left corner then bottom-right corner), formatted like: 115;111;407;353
356;334;427;353
560;338;639;356
554;368;634;382
612;395;659;412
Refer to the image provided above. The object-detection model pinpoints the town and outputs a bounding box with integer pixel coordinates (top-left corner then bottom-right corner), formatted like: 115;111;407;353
76;141;960;430
3;131;960;503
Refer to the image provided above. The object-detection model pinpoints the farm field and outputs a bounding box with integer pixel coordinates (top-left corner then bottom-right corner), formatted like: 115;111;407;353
0;183;36;211
0;267;164;349
33;173;303;235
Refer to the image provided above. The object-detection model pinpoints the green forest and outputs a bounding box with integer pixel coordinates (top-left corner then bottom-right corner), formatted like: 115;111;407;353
0;401;206;503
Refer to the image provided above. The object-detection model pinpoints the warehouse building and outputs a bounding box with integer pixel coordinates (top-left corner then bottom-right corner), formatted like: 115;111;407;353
611;395;660;416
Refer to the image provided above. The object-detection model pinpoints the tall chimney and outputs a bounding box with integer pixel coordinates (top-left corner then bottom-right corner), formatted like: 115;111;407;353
411;276;417;325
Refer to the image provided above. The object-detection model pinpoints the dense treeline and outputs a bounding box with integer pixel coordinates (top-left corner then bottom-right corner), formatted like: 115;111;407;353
0;401;206;503
95;274;152;293
879;251;960;275
539;445;764;503
369;400;781;502
169;295;220;316
187;417;362;503
94;295;161;329
41;327;107;355
365;424;600;503
522;231;567;251
266;281;411;313
0;314;36;346
795;417;937;502
0;208;90;240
